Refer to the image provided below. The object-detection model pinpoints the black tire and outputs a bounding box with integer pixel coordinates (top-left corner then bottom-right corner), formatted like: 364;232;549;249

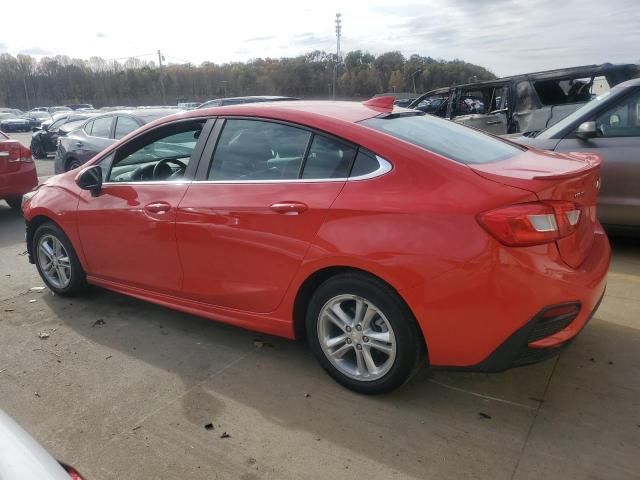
31;139;46;159
305;272;425;394
5;196;22;210
32;222;88;296
66;158;82;172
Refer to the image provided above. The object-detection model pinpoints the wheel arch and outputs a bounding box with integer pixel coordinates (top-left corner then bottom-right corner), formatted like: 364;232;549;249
292;265;428;360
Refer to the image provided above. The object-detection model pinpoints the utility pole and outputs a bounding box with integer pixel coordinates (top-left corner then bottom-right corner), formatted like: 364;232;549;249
411;68;422;94
158;49;167;105
23;76;30;110
332;13;342;100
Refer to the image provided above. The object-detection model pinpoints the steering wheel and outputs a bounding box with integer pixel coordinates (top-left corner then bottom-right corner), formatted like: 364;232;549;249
152;158;187;180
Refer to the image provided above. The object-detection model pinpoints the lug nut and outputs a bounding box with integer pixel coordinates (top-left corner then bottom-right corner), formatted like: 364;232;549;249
355;324;362;331
346;338;352;344
363;336;369;343
346;326;352;332
356;344;363;350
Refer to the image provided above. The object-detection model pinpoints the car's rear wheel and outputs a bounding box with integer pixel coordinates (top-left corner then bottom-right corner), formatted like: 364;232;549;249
306;272;425;394
33;222;87;296
5;196;22;210
66;158;82;172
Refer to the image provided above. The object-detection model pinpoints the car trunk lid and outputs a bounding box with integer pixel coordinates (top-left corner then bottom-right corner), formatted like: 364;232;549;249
471;148;602;268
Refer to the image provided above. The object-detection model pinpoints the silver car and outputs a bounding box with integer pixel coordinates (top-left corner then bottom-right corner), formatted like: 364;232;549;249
514;78;640;230
0;409;85;479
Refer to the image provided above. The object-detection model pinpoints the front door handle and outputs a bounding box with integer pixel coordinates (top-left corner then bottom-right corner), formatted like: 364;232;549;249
144;201;171;214
75;141;83;147
270;201;308;215
486;120;501;125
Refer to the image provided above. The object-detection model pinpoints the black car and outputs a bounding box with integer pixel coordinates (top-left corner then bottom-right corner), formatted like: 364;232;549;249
197;96;298;109
30;113;97;159
54;108;182;173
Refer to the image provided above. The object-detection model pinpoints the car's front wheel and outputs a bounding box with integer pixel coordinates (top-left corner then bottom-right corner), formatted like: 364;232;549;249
306;272;425;394
31;140;46;159
33;222;87;296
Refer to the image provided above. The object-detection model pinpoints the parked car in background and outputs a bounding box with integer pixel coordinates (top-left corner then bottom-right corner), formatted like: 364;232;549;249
197;96;298;108
409;63;639;135
48;106;72;114
25;98;609;393
29;107;49;113
514;78;640;231
31;112;97;159
177;102;199;110
26;111;53;129
54;108;183;173
0;132;37;209
66;103;94;110
0;408;86;479
0;112;32;132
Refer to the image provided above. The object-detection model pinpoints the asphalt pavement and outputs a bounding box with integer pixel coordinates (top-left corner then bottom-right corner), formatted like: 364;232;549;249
0;140;639;479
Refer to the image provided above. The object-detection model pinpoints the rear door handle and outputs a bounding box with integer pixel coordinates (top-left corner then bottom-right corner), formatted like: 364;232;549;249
486;120;501;125
270;201;308;215
75;142;83;147
144;201;172;214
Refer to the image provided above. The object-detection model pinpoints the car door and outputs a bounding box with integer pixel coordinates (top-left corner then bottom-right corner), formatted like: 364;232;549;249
552;88;640;227
76;119;210;294
176;118;356;313
77;116;115;162
453;86;509;135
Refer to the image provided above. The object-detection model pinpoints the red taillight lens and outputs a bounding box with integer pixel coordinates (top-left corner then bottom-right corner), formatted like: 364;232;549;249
478;201;582;247
1;142;32;163
60;463;85;479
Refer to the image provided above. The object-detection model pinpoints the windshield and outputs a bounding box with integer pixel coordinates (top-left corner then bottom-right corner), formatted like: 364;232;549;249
536;90;613;139
361;113;522;165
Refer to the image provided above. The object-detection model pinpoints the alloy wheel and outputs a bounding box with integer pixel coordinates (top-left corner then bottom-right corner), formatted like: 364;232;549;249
37;234;72;289
317;294;396;381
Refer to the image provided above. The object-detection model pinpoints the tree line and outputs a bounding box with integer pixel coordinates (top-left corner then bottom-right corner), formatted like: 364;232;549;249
0;51;496;109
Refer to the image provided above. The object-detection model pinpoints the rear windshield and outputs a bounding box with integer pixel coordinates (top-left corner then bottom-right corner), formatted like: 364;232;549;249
361;114;522;164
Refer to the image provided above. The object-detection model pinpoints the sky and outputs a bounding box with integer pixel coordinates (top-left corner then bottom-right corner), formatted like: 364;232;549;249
1;0;639;77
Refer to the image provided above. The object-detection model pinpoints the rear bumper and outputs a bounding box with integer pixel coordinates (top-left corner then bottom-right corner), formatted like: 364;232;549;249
461;291;604;372
0;164;38;199
402;226;611;368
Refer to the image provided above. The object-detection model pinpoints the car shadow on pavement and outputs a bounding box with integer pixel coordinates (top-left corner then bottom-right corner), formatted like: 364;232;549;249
0;204;25;249
35;275;640;479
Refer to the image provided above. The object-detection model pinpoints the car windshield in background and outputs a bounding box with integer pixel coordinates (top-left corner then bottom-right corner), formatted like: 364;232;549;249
361;114;522;164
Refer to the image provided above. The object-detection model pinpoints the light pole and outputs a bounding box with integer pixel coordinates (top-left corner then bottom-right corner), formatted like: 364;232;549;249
411;68;422;94
332;13;342;100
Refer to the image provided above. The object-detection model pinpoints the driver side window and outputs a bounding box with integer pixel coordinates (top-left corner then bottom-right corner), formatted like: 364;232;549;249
595;89;640;138
107;120;204;183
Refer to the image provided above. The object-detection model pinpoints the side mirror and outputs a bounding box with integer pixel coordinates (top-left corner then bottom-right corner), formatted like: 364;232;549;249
75;165;102;196
575;121;597;140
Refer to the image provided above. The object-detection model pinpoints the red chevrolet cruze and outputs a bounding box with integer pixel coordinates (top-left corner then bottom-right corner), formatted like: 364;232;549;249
0;132;37;209
22;98;610;393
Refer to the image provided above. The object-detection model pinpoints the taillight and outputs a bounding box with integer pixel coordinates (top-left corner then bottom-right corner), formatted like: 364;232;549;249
478;201;582;247
0;142;33;163
60;463;85;479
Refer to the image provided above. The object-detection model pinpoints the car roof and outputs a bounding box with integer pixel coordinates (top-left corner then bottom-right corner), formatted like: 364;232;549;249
185;100;396;125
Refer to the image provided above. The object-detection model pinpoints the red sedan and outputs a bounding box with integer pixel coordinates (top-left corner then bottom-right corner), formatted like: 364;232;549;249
0;132;37;209
22;98;610;393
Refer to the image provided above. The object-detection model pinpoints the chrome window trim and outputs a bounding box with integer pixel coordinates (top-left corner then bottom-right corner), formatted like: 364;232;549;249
193;155;392;185
100;154;391;187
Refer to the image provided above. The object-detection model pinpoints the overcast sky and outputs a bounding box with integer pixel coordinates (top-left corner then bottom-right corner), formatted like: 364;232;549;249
1;0;638;76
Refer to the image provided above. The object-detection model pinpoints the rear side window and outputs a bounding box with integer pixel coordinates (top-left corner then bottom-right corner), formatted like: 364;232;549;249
361;114;522;165
350;151;380;177
83;120;94;135
114;116;140;139
302;135;356;179
209;119;311;180
91;117;113;138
